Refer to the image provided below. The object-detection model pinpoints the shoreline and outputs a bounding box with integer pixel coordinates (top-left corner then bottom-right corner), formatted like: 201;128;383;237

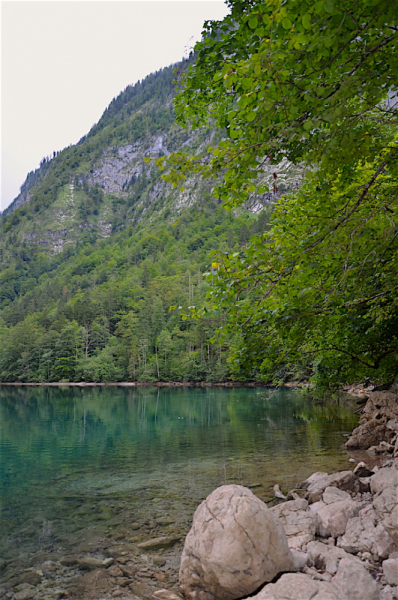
0;381;308;388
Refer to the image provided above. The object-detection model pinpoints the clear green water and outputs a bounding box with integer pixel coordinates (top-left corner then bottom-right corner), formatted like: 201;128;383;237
0;385;358;565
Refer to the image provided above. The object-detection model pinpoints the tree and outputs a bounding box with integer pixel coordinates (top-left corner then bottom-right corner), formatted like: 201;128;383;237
159;0;398;390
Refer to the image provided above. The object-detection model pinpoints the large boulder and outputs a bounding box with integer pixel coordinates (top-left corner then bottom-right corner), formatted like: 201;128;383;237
338;504;398;559
179;485;294;600
316;499;362;538
331;557;380;600
249;573;348;600
269;498;318;550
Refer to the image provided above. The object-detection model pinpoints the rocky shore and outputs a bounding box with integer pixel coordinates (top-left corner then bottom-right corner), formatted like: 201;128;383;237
1;387;397;600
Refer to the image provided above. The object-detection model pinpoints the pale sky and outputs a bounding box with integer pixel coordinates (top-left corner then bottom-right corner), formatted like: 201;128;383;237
1;1;229;211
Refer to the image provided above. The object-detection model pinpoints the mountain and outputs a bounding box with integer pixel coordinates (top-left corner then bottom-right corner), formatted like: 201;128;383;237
0;59;300;383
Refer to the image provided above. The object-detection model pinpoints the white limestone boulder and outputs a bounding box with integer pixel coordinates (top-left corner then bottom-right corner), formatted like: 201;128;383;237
178;485;294;600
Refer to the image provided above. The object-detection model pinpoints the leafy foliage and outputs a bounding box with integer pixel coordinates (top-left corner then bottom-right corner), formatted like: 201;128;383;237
162;0;398;390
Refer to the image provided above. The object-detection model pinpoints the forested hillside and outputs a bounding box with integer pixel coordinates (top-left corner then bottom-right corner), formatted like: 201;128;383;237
0;60;283;383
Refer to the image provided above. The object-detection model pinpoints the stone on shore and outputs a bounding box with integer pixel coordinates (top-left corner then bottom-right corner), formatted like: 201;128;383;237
383;558;398;586
306;541;362;575
339;504;398;559
323;486;351;504
179;484;294;600
316;499;362;538
332;557;379;600
297;471;363;503
250;572;349;599
344;392;398;450
370;468;398;494
269;498;318;549
14;590;35;600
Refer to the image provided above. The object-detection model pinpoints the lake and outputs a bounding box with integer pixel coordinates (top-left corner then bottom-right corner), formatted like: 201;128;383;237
0;385;358;589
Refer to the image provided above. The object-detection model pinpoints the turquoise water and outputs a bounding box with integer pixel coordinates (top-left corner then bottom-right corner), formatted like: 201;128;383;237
0;386;358;565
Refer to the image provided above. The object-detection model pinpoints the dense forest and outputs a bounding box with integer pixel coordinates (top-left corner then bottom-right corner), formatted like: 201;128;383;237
0;61;276;383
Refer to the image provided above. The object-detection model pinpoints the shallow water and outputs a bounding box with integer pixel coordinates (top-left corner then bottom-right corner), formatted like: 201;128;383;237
0;385;358;566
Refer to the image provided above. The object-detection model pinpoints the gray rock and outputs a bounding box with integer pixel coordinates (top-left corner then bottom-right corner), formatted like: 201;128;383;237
371;468;398;494
332;557;379;600
137;536;179;550
380;585;398;600
251;572;348;599
317;500;362;538
323;487;351;504
383;558;398;586
373;486;398;518
152;590;184;600
179;484;294;600
77;556;106;570
14;590;35;600
298;471;363;504
290;549;309;571
307;541;362;575
270;498;318;549
384;507;398;546
60;555;79;566
339;504;398;559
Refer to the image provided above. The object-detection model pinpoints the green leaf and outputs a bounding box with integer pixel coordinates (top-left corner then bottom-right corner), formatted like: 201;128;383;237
302;13;311;29
248;16;258;29
281;17;292;29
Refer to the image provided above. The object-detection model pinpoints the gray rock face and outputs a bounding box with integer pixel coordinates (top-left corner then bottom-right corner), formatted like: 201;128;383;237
339;504;398;559
332;557;380;600
270;498;318;549
345;392;398;450
316;499;362;538
179;485;294;600
250;572;349;599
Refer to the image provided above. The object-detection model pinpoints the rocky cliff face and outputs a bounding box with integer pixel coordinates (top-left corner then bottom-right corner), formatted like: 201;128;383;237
0;59;303;262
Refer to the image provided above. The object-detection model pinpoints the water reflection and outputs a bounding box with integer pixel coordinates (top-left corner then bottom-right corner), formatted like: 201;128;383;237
0;386;358;563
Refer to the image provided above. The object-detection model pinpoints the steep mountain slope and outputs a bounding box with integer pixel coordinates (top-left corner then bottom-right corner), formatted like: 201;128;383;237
0;59;301;383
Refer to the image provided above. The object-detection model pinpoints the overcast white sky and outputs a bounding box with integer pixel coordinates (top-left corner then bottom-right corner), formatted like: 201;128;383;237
1;1;229;211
